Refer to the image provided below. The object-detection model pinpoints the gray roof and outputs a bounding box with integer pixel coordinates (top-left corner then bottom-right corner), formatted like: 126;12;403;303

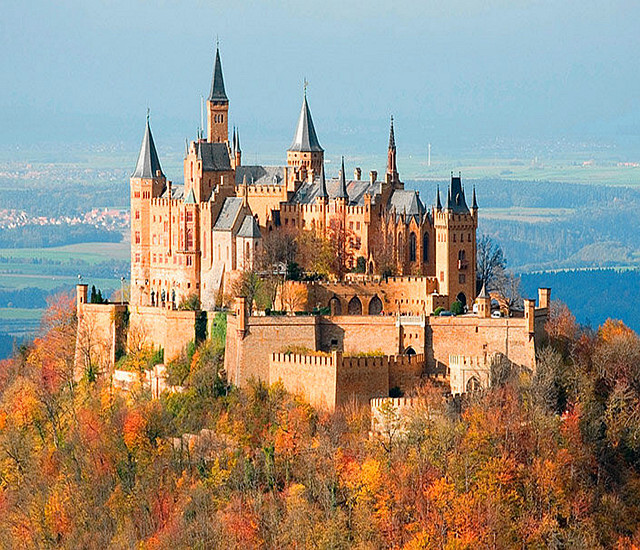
132;117;163;179
477;282;489;299
196;141;231;171
388;189;425;221
213;197;243;230
288;94;323;152
336;157;348;199
235;165;286;186
184;188;196;204
161;184;184;200
237;215;261;238
447;175;470;214
291;176;379;206
208;47;228;103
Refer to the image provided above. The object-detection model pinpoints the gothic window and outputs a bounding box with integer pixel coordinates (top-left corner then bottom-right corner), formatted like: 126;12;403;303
135;232;141;244
329;296;342;315
409;232;417;262
422;233;429;263
458;250;466;261
186;228;193;250
466;376;481;393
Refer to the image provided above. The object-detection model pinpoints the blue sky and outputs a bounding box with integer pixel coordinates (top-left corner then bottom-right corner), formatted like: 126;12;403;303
1;0;639;157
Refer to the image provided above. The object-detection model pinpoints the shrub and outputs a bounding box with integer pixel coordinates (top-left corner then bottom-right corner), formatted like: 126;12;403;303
433;306;444;316
450;300;464;316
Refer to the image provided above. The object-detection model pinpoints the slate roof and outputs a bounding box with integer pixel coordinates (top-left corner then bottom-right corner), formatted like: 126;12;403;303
196;141;231;171
208;47;228;103
161;184;184;200
235;165;286;186
213;197;243;230
290;177;380;206
388;189;425;221
132;117;163;178
289;94;323;152
447;175;470;214
184;188;196;204
237;215;261;238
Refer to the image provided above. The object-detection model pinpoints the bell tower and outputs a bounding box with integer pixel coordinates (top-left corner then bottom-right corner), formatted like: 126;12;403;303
287;85;324;179
207;44;229;144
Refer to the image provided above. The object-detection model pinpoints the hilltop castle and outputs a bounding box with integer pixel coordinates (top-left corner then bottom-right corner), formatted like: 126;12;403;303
76;46;551;411
130;46;477;311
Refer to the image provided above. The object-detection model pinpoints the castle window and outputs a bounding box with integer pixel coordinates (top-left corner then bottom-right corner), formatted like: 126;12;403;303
458;250;466;261
135;232;141;244
356;221;360;230
440;271;444;282
135;210;140;220
423;234;428;263
409;232;417;262
135;253;140;263
134;191;140;198
186;228;193;250
468;233;471;242
349;222;354;230
186;257;193;266
186;211;193;222
453;234;456;242
459;274;466;284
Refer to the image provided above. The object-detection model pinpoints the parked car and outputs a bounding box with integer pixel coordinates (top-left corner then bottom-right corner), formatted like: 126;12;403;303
491;310;503;318
440;310;455;317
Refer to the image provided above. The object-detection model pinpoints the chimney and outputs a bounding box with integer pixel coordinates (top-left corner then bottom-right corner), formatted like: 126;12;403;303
538;288;551;309
354;167;362;180
369;170;377;184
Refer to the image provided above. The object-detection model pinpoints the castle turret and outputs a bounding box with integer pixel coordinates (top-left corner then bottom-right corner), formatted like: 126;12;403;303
233;126;241;168
130;113;166;307
207;45;229;144
475;282;491;318
287;87;324;176
434;172;477;309
336;156;349;202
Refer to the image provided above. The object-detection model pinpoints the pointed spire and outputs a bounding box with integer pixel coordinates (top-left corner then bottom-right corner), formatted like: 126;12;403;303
132;112;163;178
336;156;348;200
232;127;237;154
208;44;228;103
317;163;328;199
388;115;396;150
436;185;442;210
184;138;189;157
472;185;478;210
235;127;241;153
289;88;323;152
478;281;489;299
446;182;453;210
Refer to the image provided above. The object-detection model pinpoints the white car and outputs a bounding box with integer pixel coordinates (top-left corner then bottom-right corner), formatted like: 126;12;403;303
491;310;503;318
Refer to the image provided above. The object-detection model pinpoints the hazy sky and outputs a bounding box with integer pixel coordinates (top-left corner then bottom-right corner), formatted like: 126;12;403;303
2;0;639;159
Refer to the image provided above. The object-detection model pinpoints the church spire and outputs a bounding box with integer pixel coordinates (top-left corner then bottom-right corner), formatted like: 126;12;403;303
436;184;442;211
208;44;228;103
289;89;323;153
386;115;399;184
317;163;328;199
472;185;478;210
336;156;349;200
132;111;163;179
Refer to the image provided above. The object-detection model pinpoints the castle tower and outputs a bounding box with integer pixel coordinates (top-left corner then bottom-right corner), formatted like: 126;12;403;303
287;88;324;177
434;173;477;309
207;45;229;144
386;115;400;186
130;113;166;307
475;282;491;318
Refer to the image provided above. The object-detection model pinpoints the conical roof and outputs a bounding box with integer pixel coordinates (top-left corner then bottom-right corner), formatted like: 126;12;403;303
436;184;442;210
472;185;478;209
208;46;228;103
132;114;163;179
388;115;396;149
477;282;489;299
336;156;348;199
289;93;323;152
317;164;328;199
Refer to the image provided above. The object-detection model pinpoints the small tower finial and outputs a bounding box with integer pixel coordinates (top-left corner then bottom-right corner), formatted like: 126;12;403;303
303;78;309;97
146;107;150;123
216;35;219;49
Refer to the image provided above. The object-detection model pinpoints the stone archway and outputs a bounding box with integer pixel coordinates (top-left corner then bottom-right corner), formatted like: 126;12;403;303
368;295;383;315
466;376;481;393
348;296;363;315
329;296;342;315
404;346;416;356
456;292;467;308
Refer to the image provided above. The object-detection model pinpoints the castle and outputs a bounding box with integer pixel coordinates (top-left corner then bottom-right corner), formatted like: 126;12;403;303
76;45;551;411
130;46;477;311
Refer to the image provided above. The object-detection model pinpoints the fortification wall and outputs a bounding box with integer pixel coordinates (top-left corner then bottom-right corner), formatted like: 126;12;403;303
269;352;337;410
75;302;128;377
388;353;424;392
318;315;399;354
335;354;389;408
225;314;319;386
128;306;197;362
426;316;537;373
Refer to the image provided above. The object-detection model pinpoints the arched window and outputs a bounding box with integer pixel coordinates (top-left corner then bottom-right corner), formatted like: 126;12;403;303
422;233;429;263
348;296;362;315
186;228;193;250
458;250;466;261
409;232;417;262
404;346;416;356
368;295;383;315
466;376;481;394
329;296;342;315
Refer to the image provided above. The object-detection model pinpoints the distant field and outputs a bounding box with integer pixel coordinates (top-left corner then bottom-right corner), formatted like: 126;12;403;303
0;273;118;291
0;239;130;264
481;207;575;223
0;308;44;337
